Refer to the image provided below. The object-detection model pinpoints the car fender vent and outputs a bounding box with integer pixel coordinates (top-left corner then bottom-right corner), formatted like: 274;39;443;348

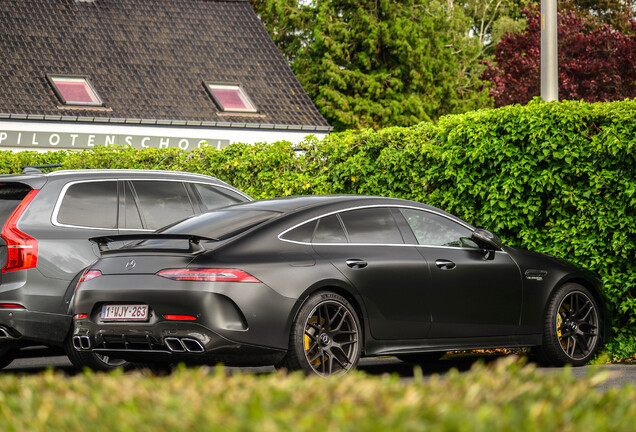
525;269;548;281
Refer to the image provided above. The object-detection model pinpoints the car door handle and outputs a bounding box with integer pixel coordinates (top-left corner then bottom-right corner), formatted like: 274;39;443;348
346;259;368;269
435;259;456;270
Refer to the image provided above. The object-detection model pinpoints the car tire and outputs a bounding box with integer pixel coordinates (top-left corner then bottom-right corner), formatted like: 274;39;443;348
395;352;445;364
278;291;362;376
534;283;602;366
65;335;129;372
0;345;17;369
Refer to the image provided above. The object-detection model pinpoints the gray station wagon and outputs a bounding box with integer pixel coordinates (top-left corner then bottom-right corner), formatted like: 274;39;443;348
0;168;250;370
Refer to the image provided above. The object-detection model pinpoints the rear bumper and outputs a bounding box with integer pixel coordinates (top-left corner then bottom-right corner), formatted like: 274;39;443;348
0;309;72;345
72;318;286;366
74;275;299;350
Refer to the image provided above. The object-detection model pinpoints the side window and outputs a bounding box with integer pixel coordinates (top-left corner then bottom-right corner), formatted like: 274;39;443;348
131;181;195;230
339;208;404;244
399;208;477;247
193;183;243;210
0;183;31;227
313;215;346;243
280;220;317;243
57;181;117;229
121;182;143;229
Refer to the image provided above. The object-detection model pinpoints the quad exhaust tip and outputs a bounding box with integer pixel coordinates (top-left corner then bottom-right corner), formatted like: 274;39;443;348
72;335;204;352
164;337;204;353
72;335;91;350
0;326;17;340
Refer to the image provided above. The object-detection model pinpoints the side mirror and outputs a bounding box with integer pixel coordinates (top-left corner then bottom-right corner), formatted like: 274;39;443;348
471;229;503;251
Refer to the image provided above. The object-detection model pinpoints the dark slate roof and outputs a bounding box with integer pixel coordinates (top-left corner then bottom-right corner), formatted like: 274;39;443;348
0;0;330;129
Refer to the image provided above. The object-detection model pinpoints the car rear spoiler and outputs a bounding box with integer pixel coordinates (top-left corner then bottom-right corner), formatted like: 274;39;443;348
89;234;216;255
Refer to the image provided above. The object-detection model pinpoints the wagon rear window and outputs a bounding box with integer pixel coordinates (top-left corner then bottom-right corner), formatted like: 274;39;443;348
131;181;195;230
193;183;244;211
57;181;117;229
0;183;31;227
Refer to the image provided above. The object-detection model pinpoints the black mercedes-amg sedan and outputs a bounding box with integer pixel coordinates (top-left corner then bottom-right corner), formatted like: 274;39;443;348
72;195;607;376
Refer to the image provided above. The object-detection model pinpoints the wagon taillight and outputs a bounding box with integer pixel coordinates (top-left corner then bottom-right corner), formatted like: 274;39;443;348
1;190;39;273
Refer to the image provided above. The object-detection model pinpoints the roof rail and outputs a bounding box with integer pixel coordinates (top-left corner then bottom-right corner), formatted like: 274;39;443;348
20;163;63;174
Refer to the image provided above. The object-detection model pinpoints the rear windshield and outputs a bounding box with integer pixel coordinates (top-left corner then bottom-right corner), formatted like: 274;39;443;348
161;209;279;240
0;183;31;227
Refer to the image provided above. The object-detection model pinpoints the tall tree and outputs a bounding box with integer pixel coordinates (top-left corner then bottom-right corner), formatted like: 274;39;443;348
249;0;309;62
459;0;526;49
252;0;492;130
559;0;636;34
482;6;636;107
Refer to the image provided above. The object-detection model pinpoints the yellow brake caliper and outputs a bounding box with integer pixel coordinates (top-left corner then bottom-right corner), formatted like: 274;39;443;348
557;305;566;350
305;316;323;365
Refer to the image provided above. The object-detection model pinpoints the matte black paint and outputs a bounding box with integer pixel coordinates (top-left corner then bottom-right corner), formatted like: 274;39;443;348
72;196;606;366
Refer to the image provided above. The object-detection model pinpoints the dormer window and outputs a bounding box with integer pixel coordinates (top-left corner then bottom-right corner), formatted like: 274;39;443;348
48;75;103;106
205;82;257;113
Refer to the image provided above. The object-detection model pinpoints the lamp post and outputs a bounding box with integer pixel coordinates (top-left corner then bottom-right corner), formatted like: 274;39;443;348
541;0;558;101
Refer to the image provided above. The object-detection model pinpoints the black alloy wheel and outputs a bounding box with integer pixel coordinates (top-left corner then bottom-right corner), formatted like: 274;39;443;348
94;354;128;368
65;334;128;371
536;283;601;366
279;291;361;376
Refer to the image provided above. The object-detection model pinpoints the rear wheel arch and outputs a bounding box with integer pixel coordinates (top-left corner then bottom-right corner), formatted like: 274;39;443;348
286;283;366;353
278;288;363;375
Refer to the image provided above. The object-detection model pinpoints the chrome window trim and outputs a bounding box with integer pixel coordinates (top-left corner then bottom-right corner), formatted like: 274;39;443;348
52;178;248;230
45;170;252;200
289;241;496;253
278;204;477;247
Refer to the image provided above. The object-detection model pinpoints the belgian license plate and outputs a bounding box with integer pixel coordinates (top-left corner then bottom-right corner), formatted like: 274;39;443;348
100;304;148;321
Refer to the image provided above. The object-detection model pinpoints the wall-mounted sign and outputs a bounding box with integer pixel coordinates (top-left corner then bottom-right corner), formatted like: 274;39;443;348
0;130;230;150
0;118;331;152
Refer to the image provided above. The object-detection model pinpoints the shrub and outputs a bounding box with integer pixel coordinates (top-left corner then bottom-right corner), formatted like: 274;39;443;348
0;357;633;431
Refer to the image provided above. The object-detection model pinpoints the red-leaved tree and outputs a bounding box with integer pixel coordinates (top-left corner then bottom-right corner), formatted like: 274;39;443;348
482;6;636;107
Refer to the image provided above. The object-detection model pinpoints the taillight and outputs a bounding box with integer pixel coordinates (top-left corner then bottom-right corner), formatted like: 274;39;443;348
75;269;103;290
0;304;25;309
1;190;39;273
156;268;260;282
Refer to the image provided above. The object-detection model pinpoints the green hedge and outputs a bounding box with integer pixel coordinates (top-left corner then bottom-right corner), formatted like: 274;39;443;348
0;358;634;431
2;99;634;359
